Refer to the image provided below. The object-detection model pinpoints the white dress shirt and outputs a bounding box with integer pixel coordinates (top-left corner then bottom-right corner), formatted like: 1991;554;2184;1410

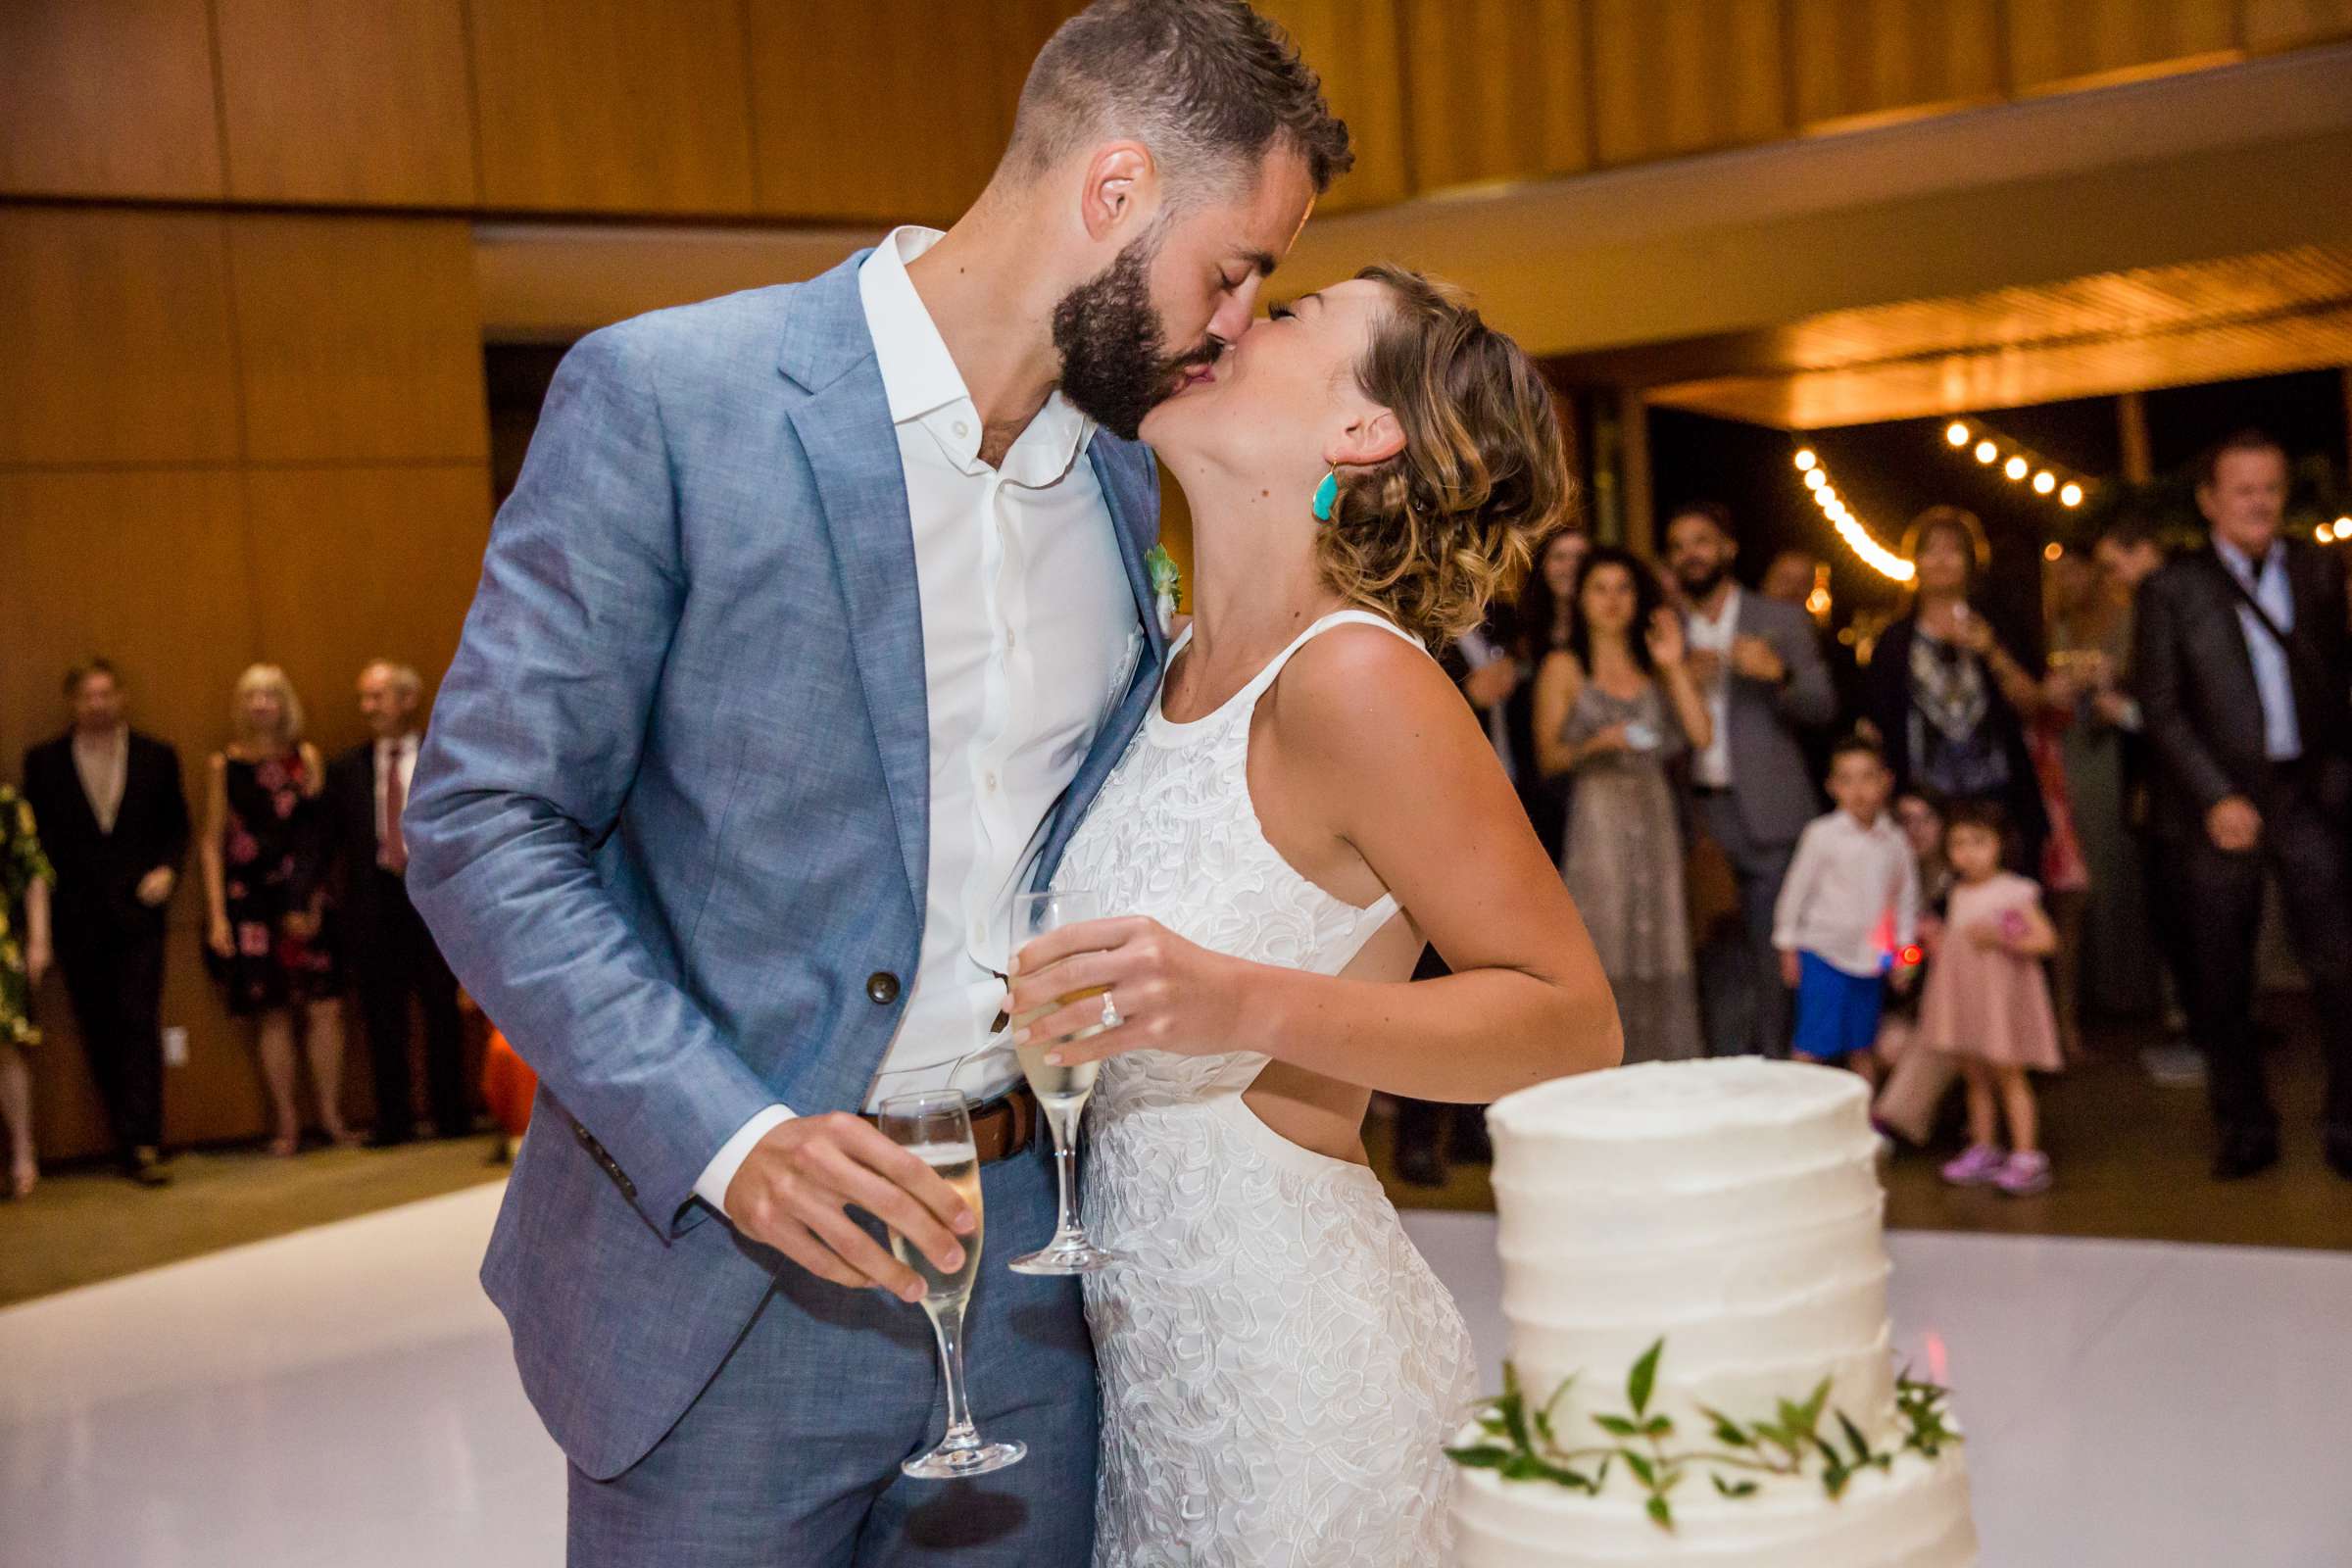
374;732;419;858
696;226;1138;1212
2214;537;2302;760
73;725;130;835
1686;584;1740;788
1771;808;1921;978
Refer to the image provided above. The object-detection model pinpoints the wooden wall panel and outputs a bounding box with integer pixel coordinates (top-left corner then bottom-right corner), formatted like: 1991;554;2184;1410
2007;0;2242;91
226;216;489;464
0;0;223;200
1790;0;2004;127
0;208;242;466
2243;0;2352;49
214;0;479;207
1402;0;1590;193
1255;0;1413;210
747;0;1027;222
467;0;757;214
1591;0;1790;167
242;466;492;761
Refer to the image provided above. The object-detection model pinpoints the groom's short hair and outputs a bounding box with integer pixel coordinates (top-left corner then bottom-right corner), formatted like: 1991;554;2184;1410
1007;0;1353;200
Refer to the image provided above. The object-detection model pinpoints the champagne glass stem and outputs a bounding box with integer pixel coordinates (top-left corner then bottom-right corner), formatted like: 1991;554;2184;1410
926;1298;980;1451
1046;1102;1084;1242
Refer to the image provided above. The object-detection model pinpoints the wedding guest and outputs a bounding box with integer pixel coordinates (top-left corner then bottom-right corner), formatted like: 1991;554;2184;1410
20;660;190;1187
1864;506;2047;877
1760;548;1821;608
201;664;355;1155
1663;502;1838;1057
1772;737;1920;1090
1535;547;1712;1062
0;785;54;1199
2095;518;2202;1084
321;662;469;1146
1509;525;1589;863
1874;790;1959;1147
1922;802;2062;1196
2133;428;2352;1181
2026;555;2093;1060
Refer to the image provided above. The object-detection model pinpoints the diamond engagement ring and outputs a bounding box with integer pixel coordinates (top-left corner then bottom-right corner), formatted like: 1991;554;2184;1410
1101;991;1123;1031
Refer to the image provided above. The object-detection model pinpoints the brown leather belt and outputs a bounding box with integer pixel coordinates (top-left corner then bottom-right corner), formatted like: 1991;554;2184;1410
861;1083;1040;1164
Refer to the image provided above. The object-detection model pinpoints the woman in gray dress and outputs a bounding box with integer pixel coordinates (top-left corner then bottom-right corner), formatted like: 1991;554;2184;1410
1533;546;1714;1062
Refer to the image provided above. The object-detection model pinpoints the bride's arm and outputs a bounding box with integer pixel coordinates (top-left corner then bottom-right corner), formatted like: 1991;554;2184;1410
1009;629;1622;1102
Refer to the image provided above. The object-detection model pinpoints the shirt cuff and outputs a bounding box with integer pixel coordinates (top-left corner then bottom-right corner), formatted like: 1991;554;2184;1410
694;1103;796;1219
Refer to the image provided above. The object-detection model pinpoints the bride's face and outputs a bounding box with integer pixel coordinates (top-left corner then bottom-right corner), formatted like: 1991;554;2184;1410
1140;278;1396;482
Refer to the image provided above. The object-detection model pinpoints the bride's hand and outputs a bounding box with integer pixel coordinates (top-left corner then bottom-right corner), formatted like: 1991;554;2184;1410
1005;915;1242;1066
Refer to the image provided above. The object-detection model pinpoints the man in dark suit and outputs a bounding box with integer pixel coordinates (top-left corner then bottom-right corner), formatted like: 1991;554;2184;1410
320;661;466;1146
2134;429;2352;1181
21;659;190;1185
1665;503;1839;1058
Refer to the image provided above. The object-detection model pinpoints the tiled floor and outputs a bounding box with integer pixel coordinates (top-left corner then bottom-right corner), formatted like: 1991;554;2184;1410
3;1185;2347;1567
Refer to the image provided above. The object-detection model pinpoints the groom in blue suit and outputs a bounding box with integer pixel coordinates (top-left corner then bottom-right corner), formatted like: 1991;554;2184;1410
405;4;1350;1562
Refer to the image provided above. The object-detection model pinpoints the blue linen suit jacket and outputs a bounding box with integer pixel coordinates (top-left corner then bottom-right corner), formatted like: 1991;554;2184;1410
404;252;1165;1480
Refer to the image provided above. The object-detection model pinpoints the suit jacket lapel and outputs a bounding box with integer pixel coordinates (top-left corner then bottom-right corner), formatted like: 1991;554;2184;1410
1093;442;1168;664
780;258;930;918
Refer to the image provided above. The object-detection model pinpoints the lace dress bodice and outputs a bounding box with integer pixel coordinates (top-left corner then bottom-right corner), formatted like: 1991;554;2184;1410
1055;610;1479;1567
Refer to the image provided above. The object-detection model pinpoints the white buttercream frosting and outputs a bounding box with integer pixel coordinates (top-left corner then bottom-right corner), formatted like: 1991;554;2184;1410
1455;1058;1978;1566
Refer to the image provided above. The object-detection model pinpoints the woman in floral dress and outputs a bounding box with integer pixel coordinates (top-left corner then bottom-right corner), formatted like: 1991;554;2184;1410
201;664;354;1154
1;785;56;1197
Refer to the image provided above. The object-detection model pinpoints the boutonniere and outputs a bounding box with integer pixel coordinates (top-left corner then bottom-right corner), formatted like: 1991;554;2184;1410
1146;544;1182;638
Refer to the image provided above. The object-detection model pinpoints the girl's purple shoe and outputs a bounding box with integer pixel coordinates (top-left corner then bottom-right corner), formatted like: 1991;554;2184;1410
1939;1144;2006;1187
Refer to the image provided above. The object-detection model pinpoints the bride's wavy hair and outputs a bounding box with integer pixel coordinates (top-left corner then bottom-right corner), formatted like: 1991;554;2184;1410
1318;266;1574;647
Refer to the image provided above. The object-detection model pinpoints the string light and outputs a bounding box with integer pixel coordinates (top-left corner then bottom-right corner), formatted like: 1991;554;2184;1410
1945;420;2094;512
1790;444;1914;583
2336;517;2352;539
2042;542;2064;562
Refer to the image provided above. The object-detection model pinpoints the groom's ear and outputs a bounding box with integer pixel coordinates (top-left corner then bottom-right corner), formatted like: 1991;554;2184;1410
1080;142;1155;243
1331;408;1405;469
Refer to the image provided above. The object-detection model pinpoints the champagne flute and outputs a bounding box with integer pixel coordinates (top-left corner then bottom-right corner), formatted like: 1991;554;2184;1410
878;1089;1025;1480
1006;889;1120;1275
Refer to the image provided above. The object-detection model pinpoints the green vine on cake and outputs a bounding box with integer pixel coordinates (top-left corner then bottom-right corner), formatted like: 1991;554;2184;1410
1444;1340;1962;1532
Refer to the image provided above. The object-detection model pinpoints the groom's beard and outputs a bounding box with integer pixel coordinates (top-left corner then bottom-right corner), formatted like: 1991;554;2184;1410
1052;228;1213;442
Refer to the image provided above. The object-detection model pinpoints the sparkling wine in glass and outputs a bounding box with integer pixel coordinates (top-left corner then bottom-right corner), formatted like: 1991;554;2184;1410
1006;889;1119;1276
879;1090;1025;1480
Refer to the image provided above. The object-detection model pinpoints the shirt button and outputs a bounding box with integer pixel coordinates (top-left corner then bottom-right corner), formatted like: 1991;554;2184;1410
866;971;901;1005
984;771;999;793
954;421;970;438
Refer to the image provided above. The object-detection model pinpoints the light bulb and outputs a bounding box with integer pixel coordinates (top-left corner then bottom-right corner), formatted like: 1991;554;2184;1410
2334;516;2352;540
1794;449;1817;471
2004;456;2029;480
1974;440;1997;465
2060;482;2083;507
1946;422;1970;447
2042;541;2063;562
2033;470;2056;495
1805;469;1826;490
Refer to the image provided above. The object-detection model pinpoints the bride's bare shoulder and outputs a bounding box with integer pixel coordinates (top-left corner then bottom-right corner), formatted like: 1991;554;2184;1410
1259;620;1483;776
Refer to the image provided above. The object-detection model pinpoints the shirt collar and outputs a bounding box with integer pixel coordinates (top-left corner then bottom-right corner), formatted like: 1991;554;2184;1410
857;225;1094;485
1692;582;1740;632
2215;535;2283;581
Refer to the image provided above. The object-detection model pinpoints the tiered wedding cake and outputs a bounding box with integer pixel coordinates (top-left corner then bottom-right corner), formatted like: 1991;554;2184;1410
1448;1058;1977;1567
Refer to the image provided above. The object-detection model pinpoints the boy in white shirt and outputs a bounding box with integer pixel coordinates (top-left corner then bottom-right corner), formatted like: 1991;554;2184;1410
1774;737;1922;1084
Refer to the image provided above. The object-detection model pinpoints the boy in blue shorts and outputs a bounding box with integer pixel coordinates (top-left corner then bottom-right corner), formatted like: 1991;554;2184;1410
1773;737;1922;1086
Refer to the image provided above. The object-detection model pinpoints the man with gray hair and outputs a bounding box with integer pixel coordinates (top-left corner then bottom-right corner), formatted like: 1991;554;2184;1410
404;2;1348;1558
318;660;466;1146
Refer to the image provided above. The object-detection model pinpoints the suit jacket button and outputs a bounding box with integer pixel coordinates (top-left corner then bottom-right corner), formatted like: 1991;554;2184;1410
866;971;901;1005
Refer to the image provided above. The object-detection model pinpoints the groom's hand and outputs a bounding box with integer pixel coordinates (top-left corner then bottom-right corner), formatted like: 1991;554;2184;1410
723;1114;975;1302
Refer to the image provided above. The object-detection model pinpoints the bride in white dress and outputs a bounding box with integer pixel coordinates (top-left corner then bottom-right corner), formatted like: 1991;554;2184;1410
1006;267;1624;1565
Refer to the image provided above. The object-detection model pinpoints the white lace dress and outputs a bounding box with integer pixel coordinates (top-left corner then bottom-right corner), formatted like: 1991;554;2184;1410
1056;610;1480;1567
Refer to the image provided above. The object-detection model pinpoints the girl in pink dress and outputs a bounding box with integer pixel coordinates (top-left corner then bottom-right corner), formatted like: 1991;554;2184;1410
1919;801;2062;1195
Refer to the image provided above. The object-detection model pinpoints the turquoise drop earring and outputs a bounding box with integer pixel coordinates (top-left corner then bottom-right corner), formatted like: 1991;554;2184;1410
1311;470;1339;521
